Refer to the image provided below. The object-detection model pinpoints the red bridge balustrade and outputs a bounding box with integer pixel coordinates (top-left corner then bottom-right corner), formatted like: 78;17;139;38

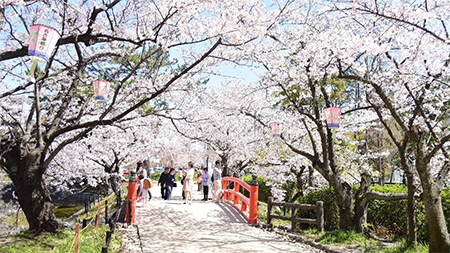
221;175;258;224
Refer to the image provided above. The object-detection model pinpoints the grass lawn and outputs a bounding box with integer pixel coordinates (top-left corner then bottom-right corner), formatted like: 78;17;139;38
0;224;121;253
0;187;127;252
296;228;429;253
260;200;429;253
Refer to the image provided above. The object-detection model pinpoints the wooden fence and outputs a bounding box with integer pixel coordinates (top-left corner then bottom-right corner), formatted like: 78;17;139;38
267;197;324;232
70;199;120;253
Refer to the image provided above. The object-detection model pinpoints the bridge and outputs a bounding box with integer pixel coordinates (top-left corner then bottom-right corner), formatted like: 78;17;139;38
121;176;324;253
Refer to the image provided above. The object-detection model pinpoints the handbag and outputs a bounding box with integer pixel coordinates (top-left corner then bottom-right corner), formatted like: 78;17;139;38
173;182;177;187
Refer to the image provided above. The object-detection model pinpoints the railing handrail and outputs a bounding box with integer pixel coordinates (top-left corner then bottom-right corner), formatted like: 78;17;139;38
269;201;316;210
222;176;251;191
221;176;258;224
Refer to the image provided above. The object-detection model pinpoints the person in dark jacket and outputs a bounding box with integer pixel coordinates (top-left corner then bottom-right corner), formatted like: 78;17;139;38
165;168;176;200
158;167;169;199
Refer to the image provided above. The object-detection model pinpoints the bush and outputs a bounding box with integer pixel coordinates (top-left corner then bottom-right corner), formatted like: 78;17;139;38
366;184;433;243
242;174;270;202
300;187;340;231
367;185;408;239
441;186;450;231
151;171;161;181
285;184;449;243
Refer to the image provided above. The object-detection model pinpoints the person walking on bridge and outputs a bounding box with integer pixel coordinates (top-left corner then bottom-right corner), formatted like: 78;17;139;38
212;160;223;203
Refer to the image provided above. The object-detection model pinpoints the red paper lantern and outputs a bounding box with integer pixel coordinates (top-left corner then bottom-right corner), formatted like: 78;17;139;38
323;107;341;128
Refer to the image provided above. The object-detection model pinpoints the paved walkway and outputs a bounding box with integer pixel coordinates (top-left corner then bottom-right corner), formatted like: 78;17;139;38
121;182;324;253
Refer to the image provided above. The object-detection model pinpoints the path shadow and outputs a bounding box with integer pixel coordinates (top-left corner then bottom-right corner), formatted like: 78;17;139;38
215;202;247;224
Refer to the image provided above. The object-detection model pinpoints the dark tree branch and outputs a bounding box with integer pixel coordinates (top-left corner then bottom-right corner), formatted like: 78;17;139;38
41;38;222;168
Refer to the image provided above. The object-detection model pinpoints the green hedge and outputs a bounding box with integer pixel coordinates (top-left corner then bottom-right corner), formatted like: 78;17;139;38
441;186;450;230
366;184;436;242
242;174;271;202
300;187;340;231
151;171;162;181
298;184;450;242
366;185;408;239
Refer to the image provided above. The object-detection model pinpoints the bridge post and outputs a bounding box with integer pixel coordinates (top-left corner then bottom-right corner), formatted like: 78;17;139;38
222;179;228;200
125;171;138;224
249;174;258;224
234;181;239;205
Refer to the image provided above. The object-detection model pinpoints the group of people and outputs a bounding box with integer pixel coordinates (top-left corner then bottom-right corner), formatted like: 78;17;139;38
136;160;153;206
157;167;176;200
156;160;226;204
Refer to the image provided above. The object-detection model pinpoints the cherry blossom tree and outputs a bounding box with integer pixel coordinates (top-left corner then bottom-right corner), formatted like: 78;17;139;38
47;115;161;205
0;0;281;233
326;1;450;251
166;83;259;175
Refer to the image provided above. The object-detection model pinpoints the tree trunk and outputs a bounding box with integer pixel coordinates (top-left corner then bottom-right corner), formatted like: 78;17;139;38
405;171;417;247
314;165;353;230
415;138;450;252
352;195;367;232
420;183;450;252
1;141;59;234
11;170;58;233
352;171;372;232
109;176;123;206
308;166;314;187
220;155;229;176
332;180;353;230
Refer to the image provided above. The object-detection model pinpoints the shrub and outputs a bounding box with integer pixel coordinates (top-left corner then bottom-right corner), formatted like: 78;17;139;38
300;187;340;231
243;174;270;202
366;184;434;243
367;185;408;239
441;186;450;231
151;171;161;181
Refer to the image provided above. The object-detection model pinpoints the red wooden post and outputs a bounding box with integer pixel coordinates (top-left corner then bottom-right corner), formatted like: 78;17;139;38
242;202;247;212
234;181;239;205
126;171;138;224
74;223;80;253
228;181;233;201
95;202;101;229
222;178;227;200
249;174;258;224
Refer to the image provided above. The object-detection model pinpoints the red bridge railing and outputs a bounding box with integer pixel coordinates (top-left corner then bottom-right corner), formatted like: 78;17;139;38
221;176;258;224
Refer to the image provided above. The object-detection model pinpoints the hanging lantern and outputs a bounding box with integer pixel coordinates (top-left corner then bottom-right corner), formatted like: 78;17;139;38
323;107;341;128
28;25;60;81
93;80;109;100
270;122;282;137
28;25;60;61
